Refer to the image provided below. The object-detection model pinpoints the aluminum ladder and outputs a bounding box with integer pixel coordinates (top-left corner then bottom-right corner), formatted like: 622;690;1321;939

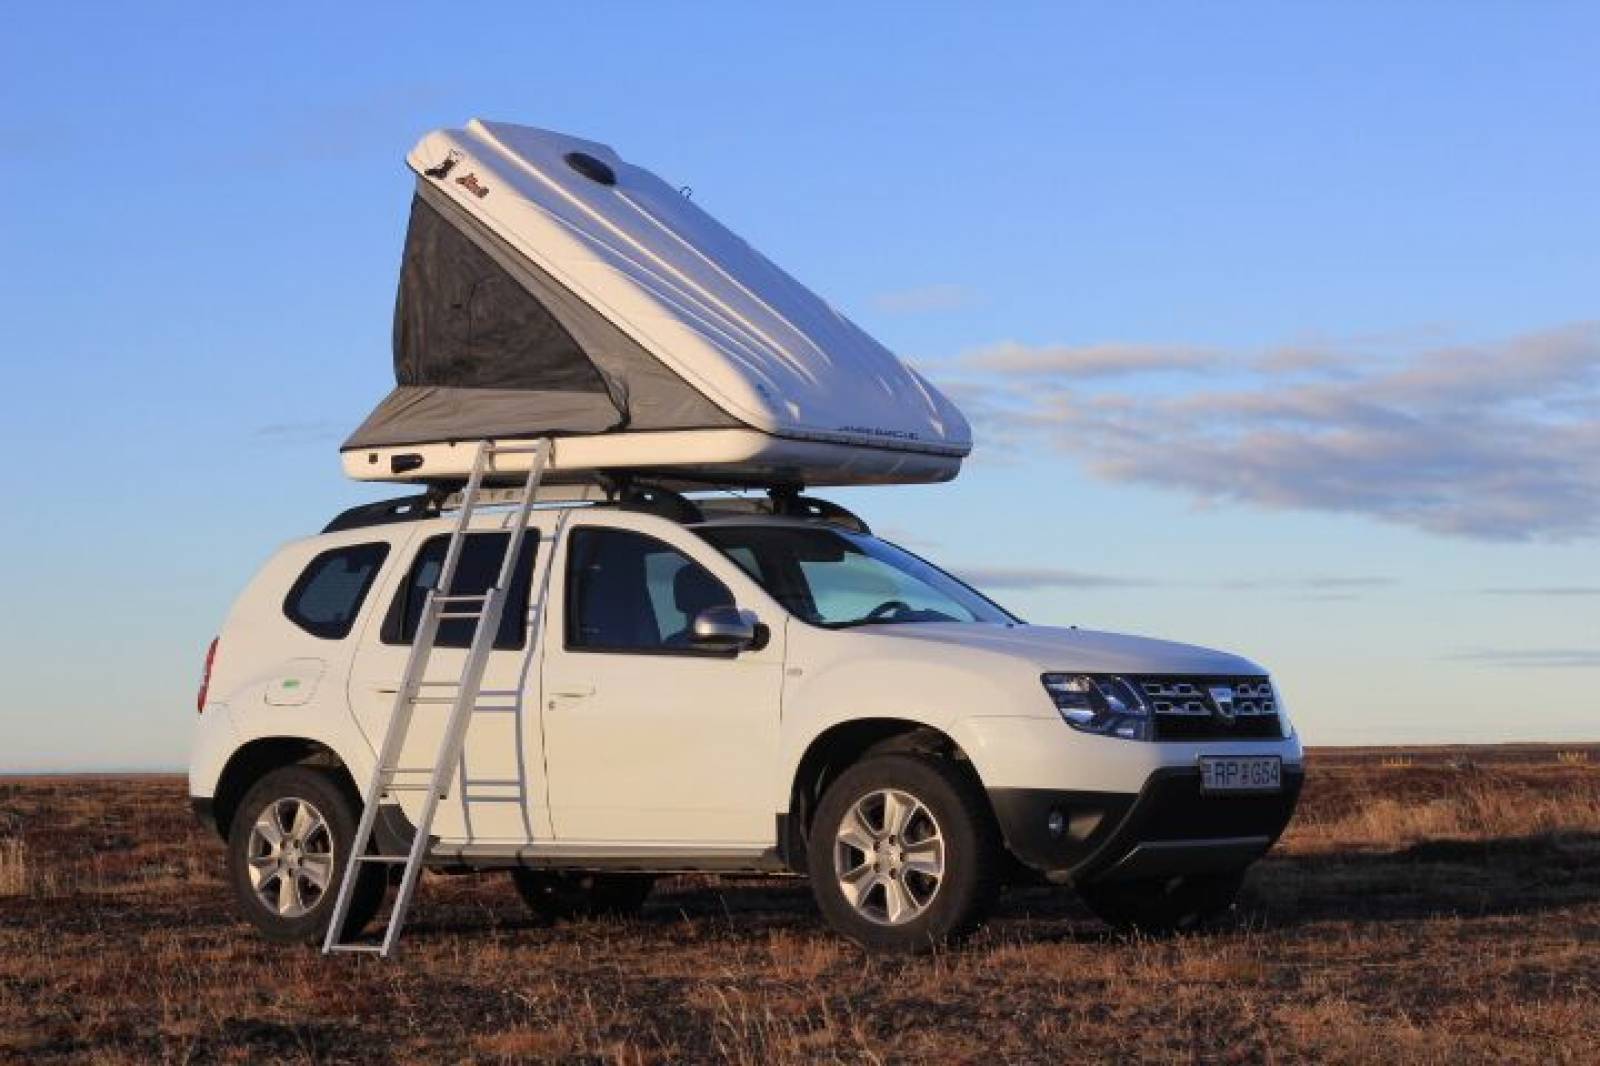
323;437;553;957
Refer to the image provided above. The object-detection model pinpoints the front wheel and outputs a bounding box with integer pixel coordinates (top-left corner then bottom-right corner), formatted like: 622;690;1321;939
807;754;999;954
1078;870;1245;935
225;766;386;944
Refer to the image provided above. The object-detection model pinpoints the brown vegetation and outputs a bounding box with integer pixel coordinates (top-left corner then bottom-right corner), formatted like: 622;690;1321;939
1;749;1597;1063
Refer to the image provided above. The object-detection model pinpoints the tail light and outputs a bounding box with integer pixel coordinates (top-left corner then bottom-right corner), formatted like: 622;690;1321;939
197;637;219;713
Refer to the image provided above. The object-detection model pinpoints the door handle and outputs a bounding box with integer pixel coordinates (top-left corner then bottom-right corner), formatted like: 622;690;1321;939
549;684;595;699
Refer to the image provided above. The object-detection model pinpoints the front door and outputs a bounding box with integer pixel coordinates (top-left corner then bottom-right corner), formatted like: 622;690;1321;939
540;516;784;846
347;518;553;844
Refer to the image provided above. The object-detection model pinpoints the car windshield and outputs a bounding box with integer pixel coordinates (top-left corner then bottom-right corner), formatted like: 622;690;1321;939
695;524;1016;629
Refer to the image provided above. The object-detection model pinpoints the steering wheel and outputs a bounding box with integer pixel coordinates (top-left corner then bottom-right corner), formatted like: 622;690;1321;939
865;599;913;622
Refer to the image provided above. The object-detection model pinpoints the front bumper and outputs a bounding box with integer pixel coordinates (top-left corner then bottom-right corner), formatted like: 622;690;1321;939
989;765;1304;884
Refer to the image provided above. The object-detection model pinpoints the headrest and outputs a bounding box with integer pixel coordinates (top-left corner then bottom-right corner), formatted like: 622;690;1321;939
674;564;726;616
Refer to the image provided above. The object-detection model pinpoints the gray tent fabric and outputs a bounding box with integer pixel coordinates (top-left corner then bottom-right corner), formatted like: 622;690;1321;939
394;195;611;395
345;182;739;450
346;386;623;448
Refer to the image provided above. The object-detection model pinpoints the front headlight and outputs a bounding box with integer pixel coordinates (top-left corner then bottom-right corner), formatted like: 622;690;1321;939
1041;673;1152;741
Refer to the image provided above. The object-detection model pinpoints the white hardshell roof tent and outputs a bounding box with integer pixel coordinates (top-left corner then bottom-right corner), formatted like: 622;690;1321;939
343;120;971;487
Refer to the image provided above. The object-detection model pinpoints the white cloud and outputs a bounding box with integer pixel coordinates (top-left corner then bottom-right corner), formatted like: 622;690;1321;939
961;340;1215;377
870;283;977;315
1218;576;1395;591
949;566;1151;590
937;321;1600;541
1447;648;1600;668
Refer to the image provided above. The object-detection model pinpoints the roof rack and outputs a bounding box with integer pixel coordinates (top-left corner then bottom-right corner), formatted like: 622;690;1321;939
322;478;868;536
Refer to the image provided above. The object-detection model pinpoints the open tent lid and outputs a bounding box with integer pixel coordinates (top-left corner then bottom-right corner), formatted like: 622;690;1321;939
343;120;971;486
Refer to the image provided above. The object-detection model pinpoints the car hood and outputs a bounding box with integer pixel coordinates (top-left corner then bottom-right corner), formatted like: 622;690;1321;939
863;623;1266;676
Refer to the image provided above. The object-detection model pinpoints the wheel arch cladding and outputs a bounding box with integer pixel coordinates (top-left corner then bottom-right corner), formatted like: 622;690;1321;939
211;737;359;842
782;718;991;870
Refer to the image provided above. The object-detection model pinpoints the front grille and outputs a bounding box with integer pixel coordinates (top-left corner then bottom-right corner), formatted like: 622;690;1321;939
1138;676;1284;741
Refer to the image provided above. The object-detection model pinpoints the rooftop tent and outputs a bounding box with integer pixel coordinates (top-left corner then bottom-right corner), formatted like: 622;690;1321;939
343;120;972;486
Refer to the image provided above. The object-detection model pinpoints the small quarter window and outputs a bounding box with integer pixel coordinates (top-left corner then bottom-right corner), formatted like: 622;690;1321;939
283;542;391;640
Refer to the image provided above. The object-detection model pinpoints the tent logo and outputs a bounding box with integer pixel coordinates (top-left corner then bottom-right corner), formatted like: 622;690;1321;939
424;151;461;180
455;173;490;199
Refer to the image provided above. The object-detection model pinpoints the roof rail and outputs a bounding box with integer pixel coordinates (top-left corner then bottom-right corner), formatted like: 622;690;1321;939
618;484;703;525
435;482;610;511
323;493;440;534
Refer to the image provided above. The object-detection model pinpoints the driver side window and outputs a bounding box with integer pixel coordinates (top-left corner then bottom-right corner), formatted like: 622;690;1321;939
566;527;734;653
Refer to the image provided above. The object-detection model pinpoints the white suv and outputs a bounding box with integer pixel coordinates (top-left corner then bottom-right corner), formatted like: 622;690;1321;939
190;489;1303;953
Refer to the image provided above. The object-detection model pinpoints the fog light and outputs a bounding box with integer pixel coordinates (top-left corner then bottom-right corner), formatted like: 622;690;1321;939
1046;809;1067;838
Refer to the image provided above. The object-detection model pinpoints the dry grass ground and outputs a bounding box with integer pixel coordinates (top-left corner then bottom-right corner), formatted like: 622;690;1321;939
1;749;1597;1064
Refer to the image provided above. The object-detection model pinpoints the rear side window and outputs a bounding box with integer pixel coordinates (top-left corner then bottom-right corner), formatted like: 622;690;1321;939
382;531;538;650
283;542;391;640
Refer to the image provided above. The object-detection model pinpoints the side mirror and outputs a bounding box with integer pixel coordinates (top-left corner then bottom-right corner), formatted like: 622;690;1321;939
691;605;761;652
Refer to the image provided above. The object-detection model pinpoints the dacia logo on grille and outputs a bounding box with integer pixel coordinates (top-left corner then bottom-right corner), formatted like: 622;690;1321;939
1208;685;1236;722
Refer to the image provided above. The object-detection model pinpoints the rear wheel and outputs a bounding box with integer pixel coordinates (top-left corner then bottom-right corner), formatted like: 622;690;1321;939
510;870;655;922
1078;870;1245;934
225;766;385;945
807;754;998;954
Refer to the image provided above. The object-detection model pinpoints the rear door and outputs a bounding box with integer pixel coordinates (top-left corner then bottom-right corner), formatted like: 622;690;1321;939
346;514;557;844
539;514;785;846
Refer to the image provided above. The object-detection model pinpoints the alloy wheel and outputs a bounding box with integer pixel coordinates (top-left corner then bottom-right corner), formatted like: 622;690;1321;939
245;797;335;918
833;788;945;925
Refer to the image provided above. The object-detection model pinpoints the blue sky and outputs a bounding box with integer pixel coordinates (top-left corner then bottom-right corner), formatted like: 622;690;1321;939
1;3;1595;769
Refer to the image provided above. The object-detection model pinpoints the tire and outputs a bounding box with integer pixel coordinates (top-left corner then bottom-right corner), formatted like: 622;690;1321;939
1077;870;1245;935
225;766;386;945
807;753;999;954
510;870;655;922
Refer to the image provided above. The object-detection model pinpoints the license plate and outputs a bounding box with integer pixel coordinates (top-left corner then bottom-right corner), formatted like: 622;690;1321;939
1199;755;1282;794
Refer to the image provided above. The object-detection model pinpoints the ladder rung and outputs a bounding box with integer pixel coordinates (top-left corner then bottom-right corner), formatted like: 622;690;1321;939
326;943;387;954
355;855;412;864
486;444;549;455
463;778;522;787
433;594;490;603
410;696;466;705
462;795;521;804
386;767;435;775
473;706;517;714
381;785;437;793
437;612;484;620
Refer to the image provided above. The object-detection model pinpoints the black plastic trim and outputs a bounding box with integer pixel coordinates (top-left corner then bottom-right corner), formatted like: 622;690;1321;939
988;765;1304;883
372;803;785;873
190;796;219;838
323;494;440;534
564;151;617;186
